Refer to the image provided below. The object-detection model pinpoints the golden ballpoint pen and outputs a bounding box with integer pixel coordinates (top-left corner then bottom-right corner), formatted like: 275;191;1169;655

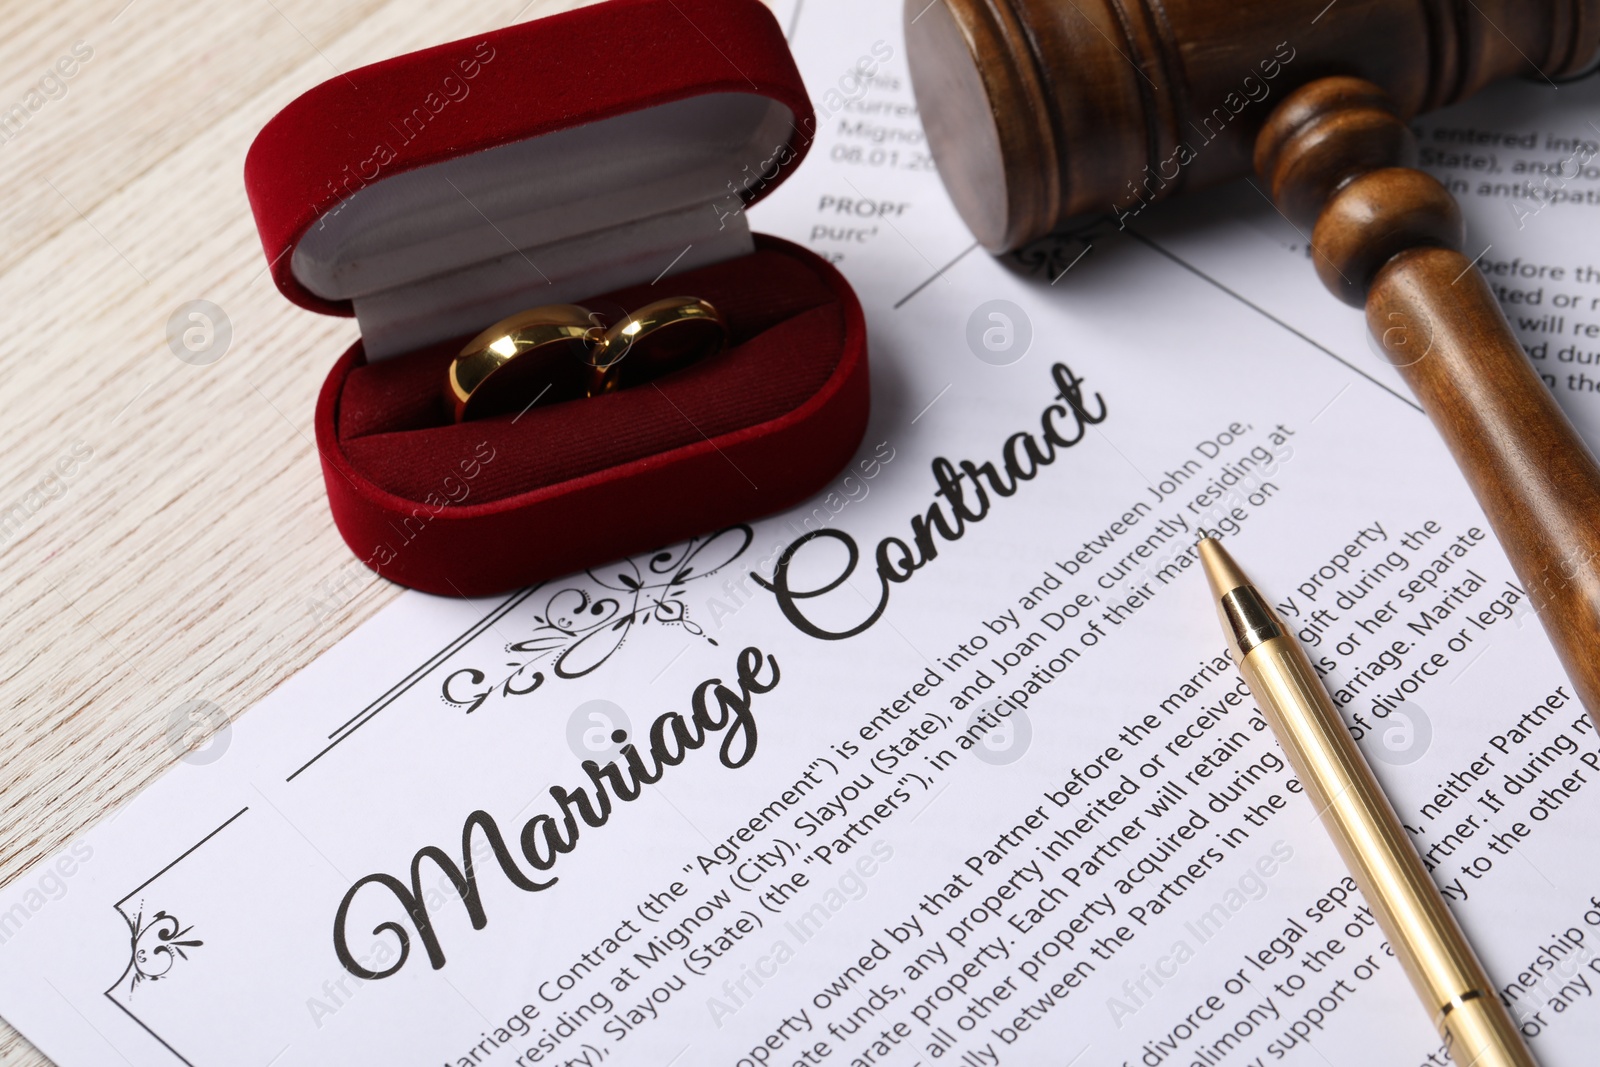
1197;538;1536;1067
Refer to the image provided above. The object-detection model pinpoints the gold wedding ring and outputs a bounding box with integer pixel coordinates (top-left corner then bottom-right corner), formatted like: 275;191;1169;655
446;297;725;423
447;305;600;423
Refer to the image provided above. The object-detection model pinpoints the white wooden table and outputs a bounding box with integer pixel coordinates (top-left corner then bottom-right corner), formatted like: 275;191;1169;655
0;1;623;1060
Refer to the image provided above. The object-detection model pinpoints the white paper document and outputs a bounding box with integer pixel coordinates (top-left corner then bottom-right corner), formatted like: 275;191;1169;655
5;4;1600;1066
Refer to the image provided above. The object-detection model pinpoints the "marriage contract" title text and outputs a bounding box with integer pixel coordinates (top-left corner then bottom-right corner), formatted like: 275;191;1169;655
331;646;781;979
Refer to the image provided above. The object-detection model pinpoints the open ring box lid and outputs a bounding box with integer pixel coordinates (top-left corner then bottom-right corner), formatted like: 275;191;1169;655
244;0;868;596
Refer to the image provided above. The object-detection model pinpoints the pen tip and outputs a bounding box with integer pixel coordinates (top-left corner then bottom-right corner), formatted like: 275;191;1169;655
1197;537;1253;600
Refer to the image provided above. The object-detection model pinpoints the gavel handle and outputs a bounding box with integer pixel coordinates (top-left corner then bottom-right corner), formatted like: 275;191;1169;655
1256;76;1600;724
1369;249;1600;712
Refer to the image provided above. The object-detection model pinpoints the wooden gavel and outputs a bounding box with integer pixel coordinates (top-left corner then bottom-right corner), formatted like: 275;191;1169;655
906;0;1600;725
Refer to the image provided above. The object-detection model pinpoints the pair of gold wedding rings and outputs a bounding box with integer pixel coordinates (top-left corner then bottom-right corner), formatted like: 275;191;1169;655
445;296;726;422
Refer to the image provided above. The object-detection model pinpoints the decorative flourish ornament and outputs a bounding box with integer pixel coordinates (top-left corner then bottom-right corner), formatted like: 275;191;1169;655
438;526;753;715
118;907;203;993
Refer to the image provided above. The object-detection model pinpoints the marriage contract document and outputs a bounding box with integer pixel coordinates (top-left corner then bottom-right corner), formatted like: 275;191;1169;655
5;3;1600;1066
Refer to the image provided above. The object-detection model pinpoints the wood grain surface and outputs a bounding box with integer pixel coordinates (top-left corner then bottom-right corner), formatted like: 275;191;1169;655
905;0;1600;252
0;1;621;1061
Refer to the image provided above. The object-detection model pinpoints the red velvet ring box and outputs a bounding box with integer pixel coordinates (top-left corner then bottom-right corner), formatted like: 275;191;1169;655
244;0;868;596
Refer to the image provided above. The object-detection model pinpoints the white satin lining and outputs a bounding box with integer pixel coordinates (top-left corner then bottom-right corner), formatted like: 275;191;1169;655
291;93;794;359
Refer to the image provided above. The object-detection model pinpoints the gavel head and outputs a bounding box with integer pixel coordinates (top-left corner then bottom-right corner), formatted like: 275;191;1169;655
905;0;1600;252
